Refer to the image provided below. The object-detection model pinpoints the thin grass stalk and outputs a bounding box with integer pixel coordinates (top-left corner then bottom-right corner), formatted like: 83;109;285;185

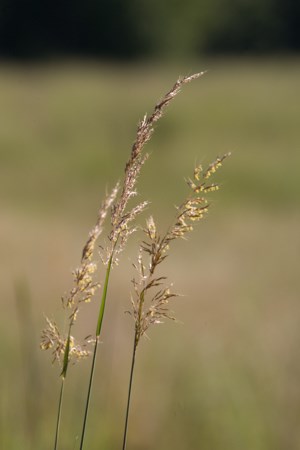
53;326;71;450
122;289;145;450
124;154;231;447
122;332;137;450
79;252;114;450
54;378;65;450
42;187;119;450
79;338;99;450
96;253;114;336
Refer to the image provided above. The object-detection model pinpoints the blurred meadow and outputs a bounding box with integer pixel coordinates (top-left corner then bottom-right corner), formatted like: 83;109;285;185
1;58;300;449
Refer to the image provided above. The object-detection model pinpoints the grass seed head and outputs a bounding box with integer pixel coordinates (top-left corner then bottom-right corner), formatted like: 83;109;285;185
131;153;230;347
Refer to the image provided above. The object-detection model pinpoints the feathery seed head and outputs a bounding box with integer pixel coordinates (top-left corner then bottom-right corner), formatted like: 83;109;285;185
40;317;91;365
131;152;230;347
40;185;119;368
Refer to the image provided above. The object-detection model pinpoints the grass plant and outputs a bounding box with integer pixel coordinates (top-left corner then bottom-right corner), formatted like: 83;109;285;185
40;71;230;449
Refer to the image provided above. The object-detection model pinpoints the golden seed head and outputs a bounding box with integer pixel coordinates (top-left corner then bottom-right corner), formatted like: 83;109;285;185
203;184;219;192
194;164;203;180
146;216;157;240
131;152;230;347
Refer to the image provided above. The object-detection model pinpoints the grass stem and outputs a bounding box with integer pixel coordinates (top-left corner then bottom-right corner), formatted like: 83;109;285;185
79;338;99;450
96;254;113;337
79;253;114;450
54;378;65;450
122;333;137;450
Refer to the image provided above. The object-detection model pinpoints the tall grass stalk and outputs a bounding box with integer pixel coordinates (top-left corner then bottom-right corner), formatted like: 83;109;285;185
122;333;137;450
77;73;205;449
41;186;119;449
79;252;113;450
53;327;71;450
54;379;65;450
122;154;230;448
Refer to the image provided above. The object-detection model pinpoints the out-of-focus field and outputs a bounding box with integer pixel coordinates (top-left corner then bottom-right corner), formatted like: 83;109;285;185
1;59;300;450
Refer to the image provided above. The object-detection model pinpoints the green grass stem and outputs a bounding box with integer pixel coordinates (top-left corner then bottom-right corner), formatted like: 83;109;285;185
79;338;99;450
54;378;65;450
96;254;113;337
79;253;114;450
122;333;137;450
61;332;71;379
52;326;71;450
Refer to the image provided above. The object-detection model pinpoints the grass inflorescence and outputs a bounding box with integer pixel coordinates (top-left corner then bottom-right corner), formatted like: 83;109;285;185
40;71;230;450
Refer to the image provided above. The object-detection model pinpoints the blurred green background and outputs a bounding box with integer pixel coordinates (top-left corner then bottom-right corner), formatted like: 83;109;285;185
1;1;300;449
